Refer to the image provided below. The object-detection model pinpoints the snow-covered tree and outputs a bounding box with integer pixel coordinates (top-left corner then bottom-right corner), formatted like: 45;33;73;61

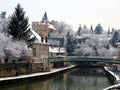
90;25;93;33
80;25;90;34
76;24;82;36
66;31;75;55
73;34;117;57
107;28;110;35
94;24;103;34
111;30;120;47
0;31;32;63
111;28;115;35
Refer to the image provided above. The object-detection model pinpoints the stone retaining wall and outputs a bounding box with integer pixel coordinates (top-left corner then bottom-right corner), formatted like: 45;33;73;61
0;63;29;77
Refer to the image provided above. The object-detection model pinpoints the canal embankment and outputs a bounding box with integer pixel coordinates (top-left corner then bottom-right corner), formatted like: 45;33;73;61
103;66;120;90
0;65;76;84
104;66;120;84
0;66;109;90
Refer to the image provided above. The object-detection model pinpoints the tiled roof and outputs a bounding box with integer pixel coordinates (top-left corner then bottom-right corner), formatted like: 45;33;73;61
48;38;64;46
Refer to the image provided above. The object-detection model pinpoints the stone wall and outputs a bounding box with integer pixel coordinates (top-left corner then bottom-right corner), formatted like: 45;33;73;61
32;43;50;72
0;69;16;77
0;63;29;77
32;63;50;73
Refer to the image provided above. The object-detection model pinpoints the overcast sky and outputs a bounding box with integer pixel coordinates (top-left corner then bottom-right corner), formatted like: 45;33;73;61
0;0;120;31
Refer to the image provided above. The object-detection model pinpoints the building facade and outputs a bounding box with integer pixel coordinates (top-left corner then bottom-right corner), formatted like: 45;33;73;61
31;12;56;72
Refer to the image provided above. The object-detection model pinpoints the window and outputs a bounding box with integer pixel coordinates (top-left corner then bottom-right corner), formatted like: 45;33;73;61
33;48;36;56
34;28;37;31
41;37;43;42
45;37;48;43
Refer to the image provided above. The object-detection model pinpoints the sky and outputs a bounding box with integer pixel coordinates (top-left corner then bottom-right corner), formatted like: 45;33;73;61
0;0;120;31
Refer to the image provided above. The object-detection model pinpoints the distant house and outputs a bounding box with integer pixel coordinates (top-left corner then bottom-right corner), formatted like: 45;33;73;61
48;38;66;58
48;37;69;68
32;12;68;69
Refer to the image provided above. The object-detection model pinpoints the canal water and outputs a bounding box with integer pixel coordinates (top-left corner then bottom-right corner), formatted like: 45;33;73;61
1;67;110;90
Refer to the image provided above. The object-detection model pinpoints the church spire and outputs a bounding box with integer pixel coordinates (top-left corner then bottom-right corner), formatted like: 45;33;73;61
42;11;48;24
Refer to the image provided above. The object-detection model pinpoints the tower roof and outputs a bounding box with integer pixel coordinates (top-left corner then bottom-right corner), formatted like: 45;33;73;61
44;12;48;20
40;12;56;31
42;11;48;24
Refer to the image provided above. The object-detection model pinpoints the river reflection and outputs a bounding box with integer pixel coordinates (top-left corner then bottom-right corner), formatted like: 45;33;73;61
1;67;110;90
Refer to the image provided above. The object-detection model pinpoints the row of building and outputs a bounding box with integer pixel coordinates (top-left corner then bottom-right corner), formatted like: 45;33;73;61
0;12;67;73
31;12;67;72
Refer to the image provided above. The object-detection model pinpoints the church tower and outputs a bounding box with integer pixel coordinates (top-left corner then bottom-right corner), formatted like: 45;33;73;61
31;12;56;72
42;11;48;24
32;12;50;43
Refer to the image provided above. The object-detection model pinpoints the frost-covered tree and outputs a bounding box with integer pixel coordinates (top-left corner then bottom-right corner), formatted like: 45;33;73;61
94;24;103;34
58;21;66;33
83;24;87;29
107;28;110;35
73;34;117;57
57;21;73;35
0;32;31;63
111;30;120;47
49;21;73;38
111;28;115;35
66;31;74;55
90;25;93;34
8;4;34;46
76;24;82;36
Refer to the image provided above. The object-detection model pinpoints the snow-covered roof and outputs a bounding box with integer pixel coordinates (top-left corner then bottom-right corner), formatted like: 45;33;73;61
49;46;66;53
30;29;42;43
116;42;120;46
59;47;66;53
49;46;59;53
48;24;56;30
